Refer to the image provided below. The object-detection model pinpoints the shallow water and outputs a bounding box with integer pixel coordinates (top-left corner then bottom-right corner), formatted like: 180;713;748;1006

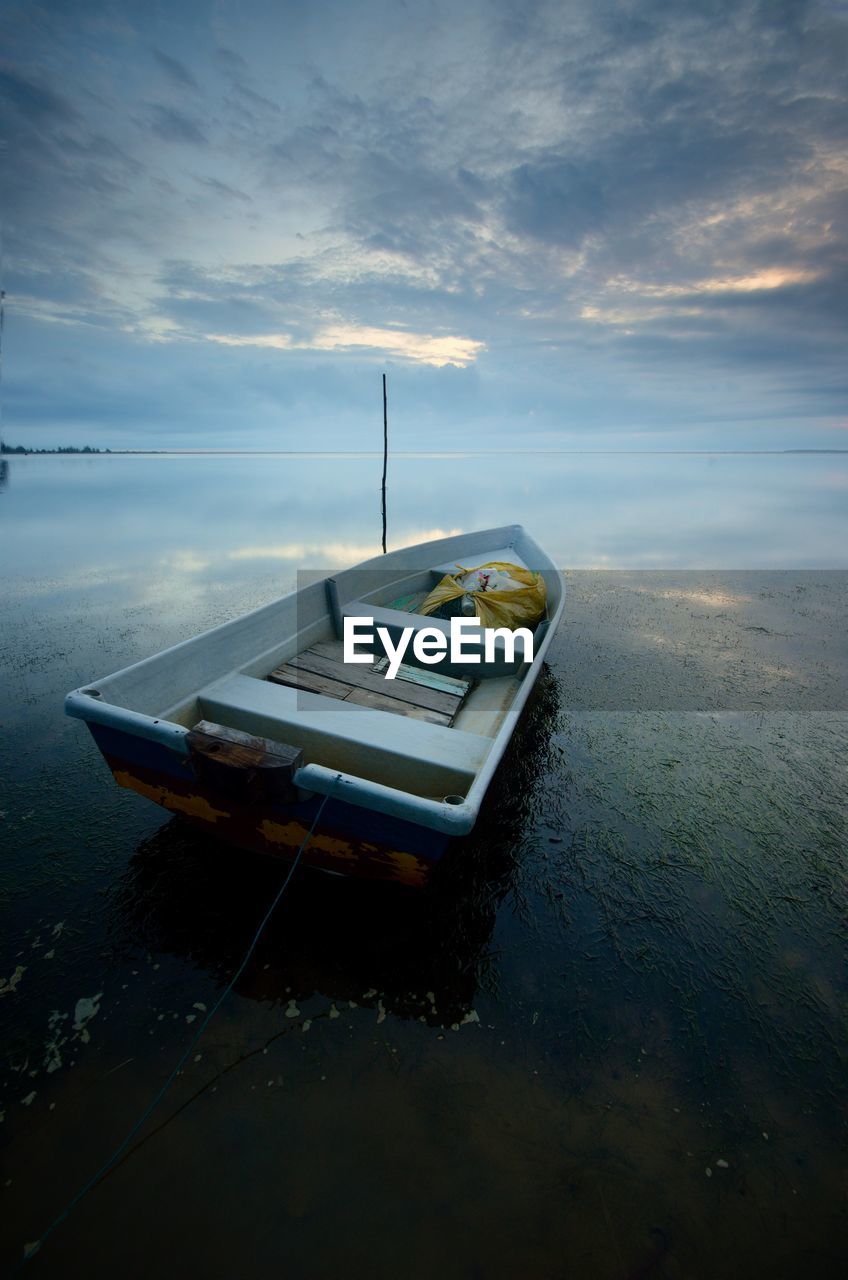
1;455;847;1278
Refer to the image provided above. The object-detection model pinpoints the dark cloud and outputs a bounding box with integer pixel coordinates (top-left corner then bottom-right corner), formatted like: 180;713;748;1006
502;117;797;260
0;65;77;126
151;47;200;91
214;45;248;77
0;58;143;244
231;80;281;115
192;174;253;203
147;104;208;145
505;159;603;249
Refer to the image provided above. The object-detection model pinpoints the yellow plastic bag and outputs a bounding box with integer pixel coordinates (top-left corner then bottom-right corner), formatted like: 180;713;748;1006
420;561;547;629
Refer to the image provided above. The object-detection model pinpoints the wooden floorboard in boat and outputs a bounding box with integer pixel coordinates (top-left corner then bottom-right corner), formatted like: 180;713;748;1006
305;640;469;692
267;639;468;726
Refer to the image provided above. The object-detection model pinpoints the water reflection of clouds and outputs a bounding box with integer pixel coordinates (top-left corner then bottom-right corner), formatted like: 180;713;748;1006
224;528;462;565
161;550;212;573
2;564;144;602
560;571;847;711
636;587;752;608
2;456;847;590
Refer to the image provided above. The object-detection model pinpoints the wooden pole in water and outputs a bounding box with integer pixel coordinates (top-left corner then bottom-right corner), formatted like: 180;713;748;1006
381;373;388;554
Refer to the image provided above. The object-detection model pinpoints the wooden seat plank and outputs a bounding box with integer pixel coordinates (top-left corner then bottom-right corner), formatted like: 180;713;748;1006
268;661;454;726
307;639;470;695
307;639;468;691
345;688;452;725
268;664;356;700
290;651;462;716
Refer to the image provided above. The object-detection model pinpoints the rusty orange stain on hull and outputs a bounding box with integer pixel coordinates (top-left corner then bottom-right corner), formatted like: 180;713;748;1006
110;763;431;887
113;770;230;823
257;816;367;859
257;817;427;886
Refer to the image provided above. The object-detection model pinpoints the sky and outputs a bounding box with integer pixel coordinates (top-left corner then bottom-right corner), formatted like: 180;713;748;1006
1;0;847;451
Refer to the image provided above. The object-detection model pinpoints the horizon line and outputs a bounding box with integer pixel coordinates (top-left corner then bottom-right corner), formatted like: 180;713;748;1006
4;448;848;457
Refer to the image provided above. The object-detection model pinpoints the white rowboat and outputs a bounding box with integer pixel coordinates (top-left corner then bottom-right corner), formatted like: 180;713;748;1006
65;525;564;886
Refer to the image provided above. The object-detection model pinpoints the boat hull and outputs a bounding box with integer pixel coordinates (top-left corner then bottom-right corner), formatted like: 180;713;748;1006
88;722;445;888
67;525;565;881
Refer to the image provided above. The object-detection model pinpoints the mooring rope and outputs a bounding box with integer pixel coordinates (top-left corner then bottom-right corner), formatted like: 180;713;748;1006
17;778;340;1268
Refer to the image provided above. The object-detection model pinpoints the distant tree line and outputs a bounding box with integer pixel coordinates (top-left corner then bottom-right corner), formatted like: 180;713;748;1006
0;443;111;454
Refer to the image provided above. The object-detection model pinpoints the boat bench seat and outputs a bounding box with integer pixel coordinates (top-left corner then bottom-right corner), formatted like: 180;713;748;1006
198;673;492;800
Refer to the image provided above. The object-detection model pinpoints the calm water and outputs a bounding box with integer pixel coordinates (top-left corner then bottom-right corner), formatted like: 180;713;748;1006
1;454;847;1278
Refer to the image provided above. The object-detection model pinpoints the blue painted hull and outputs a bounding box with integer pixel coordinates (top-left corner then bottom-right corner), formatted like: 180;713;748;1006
88;722;448;887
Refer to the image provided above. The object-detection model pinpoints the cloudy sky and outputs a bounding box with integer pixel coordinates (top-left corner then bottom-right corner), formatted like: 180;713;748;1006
2;0;847;450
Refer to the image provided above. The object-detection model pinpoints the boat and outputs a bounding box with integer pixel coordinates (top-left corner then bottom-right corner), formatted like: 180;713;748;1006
65;525;565;887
